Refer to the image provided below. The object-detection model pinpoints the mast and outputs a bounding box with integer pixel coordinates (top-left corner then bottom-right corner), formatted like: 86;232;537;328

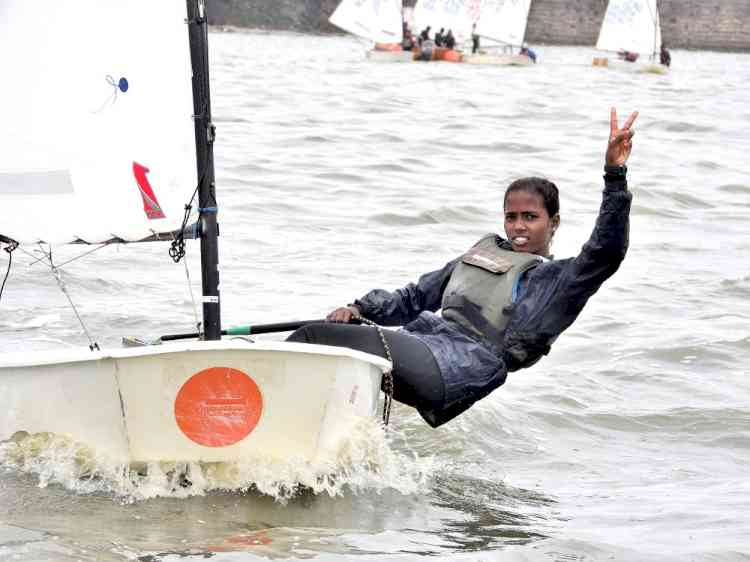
652;0;659;62
186;0;221;340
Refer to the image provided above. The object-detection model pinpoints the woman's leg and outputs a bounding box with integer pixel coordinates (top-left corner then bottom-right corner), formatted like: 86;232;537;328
287;322;445;412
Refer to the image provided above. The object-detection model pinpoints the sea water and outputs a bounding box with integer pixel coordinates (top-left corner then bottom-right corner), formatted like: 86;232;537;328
1;31;749;561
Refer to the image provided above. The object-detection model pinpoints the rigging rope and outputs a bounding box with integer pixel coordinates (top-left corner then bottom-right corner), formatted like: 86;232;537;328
18;242;111;269
169;183;203;336
353;314;394;426
34;244;100;351
0;237;19;303
174;232;202;334
169;186;199;264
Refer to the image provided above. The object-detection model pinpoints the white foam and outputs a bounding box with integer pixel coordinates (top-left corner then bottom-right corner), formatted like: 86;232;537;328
0;420;435;503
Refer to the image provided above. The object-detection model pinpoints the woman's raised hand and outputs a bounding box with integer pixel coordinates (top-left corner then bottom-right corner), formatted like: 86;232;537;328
606;107;639;166
326;305;360;323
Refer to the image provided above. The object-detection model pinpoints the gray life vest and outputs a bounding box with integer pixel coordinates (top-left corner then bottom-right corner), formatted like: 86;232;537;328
441;234;541;345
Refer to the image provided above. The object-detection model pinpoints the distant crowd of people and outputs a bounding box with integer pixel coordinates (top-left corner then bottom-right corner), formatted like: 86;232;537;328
400;20;671;68
402;21;536;62
406;25;456;50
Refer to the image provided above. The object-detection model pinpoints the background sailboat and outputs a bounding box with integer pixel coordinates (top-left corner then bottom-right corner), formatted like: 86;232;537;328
410;0;478;61
463;0;535;66
0;0;389;468
412;0;479;42
329;0;414;62
592;0;668;74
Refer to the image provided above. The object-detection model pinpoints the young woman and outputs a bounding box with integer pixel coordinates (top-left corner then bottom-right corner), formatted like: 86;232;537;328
288;108;638;427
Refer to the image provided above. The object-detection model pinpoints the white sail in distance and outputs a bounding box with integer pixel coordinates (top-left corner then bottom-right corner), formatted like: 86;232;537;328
475;0;532;47
412;0;481;43
329;0;404;44
596;0;662;57
0;0;197;245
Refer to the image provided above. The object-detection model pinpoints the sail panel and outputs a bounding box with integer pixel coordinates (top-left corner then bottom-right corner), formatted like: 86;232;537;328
0;0;197;245
475;0;531;47
596;0;661;56
412;0;481;43
329;0;404;44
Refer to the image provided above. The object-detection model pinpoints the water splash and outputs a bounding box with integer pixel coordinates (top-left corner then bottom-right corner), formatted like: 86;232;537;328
0;420;434;503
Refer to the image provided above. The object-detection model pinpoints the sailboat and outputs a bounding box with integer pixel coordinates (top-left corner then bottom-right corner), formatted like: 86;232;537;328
410;0;477;62
0;1;390;468
463;0;535;66
329;0;414;62
592;0;667;74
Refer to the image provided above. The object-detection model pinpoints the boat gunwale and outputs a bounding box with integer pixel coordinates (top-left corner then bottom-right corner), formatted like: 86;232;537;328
0;339;392;371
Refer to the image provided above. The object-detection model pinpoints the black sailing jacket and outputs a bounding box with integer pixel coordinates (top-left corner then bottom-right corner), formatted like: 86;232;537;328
354;178;632;427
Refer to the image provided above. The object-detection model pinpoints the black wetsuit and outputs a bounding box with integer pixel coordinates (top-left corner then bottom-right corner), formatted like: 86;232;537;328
288;175;631;426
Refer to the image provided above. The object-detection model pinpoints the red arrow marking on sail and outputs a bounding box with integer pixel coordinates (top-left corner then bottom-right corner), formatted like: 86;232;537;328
133;161;166;220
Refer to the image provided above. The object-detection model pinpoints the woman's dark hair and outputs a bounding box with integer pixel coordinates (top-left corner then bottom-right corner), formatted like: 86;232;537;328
504;177;559;217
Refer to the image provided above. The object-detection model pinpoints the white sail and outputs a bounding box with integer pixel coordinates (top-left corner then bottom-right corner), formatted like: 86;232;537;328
596;0;662;57
475;0;532;47
0;0;197;245
329;0;404;44
412;0;481;42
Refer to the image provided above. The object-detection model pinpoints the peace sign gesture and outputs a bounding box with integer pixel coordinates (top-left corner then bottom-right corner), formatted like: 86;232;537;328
606;108;639;167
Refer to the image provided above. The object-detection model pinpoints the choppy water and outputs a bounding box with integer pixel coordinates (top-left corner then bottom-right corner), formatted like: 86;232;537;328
1;30;750;561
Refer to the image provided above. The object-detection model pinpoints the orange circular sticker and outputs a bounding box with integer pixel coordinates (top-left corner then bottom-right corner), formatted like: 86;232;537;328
174;367;263;447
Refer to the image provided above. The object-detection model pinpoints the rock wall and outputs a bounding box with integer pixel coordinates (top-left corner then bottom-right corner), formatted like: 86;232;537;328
524;0;750;51
207;0;750;51
657;0;750;51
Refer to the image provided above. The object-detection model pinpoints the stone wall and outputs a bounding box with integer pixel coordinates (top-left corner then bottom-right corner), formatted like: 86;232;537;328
524;0;607;46
207;0;750;52
658;0;750;51
524;0;750;51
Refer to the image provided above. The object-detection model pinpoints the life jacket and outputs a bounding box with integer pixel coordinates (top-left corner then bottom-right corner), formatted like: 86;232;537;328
441;234;541;346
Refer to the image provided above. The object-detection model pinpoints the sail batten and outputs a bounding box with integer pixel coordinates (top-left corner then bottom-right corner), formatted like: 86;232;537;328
0;0;198;245
0;171;75;195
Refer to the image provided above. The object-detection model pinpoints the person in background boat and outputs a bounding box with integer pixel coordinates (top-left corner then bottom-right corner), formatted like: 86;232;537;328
402;22;416;51
618;50;639;62
660;44;671;67
471;23;480;54
435;28;445;47
520;42;537;63
444;29;456;50
418;26;431;46
287;108;638;427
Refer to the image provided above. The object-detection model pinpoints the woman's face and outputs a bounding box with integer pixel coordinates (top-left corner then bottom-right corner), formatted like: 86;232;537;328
503;190;559;257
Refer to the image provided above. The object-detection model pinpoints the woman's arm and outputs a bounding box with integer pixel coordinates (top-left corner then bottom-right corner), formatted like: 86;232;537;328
327;258;459;327
570;108;638;283
503;109;638;370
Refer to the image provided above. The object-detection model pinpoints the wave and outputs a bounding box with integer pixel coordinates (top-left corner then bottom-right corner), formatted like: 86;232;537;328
433;141;549;154
0;422;434;503
369;205;489;226
651;120;716;134
718;183;750;195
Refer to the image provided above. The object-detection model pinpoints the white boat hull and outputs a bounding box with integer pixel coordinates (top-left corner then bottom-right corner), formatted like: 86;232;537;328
0;340;389;465
366;49;415;63
463;53;533;66
592;56;669;75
